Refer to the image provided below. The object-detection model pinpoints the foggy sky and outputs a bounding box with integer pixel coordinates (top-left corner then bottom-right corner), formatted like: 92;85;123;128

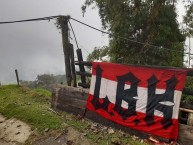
0;0;108;84
0;0;190;84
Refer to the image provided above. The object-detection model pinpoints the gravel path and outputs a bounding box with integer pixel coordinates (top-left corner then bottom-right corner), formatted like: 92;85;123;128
0;114;32;145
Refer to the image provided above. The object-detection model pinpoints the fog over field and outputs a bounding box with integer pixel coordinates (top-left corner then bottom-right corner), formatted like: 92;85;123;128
0;0;190;84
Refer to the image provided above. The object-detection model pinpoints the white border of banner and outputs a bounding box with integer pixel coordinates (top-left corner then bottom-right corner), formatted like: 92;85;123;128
89;75;182;119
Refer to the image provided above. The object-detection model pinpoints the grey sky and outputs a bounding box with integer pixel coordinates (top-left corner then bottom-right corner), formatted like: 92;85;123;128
0;0;190;84
0;0;108;84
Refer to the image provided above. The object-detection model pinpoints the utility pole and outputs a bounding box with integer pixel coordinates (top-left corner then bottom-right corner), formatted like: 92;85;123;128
58;16;76;86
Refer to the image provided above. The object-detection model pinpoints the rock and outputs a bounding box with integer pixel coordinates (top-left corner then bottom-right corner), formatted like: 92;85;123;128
107;127;114;134
66;127;91;145
90;123;98;129
93;129;99;133
67;140;73;145
100;126;107;131
118;130;125;137
111;137;121;145
10;120;14;124
26;102;31;105
82;133;87;136
15;132;20;135
81;119;85;123
44;128;49;132
132;135;139;141
66;116;72;121
17;125;21;128
0;116;31;144
0;115;5;123
62;122;68;127
89;123;99;134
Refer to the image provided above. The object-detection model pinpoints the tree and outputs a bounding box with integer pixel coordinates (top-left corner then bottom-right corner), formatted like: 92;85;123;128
37;74;56;86
184;1;193;35
87;46;110;62
82;0;185;67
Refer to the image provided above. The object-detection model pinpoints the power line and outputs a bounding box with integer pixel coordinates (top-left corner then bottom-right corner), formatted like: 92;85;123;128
67;21;91;59
70;17;193;56
68;20;80;49
68;20;91;60
77;43;91;55
70;17;110;35
0;16;59;24
0;15;192;56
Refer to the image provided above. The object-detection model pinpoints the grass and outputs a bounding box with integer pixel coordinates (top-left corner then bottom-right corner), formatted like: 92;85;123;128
61;113;148;145
0;85;62;132
0;85;147;145
31;88;52;97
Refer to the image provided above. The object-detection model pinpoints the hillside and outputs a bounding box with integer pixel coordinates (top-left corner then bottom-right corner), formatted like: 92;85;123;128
0;85;148;145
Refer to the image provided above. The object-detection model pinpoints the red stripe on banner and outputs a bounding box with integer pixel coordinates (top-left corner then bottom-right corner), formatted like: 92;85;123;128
88;62;188;140
92;62;187;91
87;94;179;140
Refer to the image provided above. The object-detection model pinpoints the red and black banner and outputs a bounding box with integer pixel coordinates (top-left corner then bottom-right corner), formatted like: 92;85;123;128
86;62;187;140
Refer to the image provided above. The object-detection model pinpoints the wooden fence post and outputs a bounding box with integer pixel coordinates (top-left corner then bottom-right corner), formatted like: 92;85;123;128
59;16;77;87
15;69;20;86
76;49;86;85
60;16;72;86
70;43;77;87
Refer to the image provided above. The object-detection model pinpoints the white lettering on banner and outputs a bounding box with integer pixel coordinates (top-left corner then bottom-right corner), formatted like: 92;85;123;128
89;75;181;119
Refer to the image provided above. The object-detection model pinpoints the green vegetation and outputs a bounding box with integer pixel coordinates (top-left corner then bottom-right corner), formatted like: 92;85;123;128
184;1;193;35
83;0;193;105
0;85;147;144
64;114;148;145
83;0;185;67
31;88;52;97
20;74;66;91
182;77;193;105
0;85;62;132
87;46;110;62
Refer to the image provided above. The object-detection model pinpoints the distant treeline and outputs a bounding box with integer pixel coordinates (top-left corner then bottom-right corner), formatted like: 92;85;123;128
20;74;66;91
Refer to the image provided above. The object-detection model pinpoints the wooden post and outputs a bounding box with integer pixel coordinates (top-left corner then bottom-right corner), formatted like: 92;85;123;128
60;16;72;86
15;69;20;86
187;113;193;126
76;49;86;85
69;43;77;87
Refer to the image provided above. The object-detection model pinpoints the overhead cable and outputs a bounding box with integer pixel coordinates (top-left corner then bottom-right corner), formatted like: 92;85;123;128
0;15;192;56
68;20;80;49
0;16;59;24
70;17;193;56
